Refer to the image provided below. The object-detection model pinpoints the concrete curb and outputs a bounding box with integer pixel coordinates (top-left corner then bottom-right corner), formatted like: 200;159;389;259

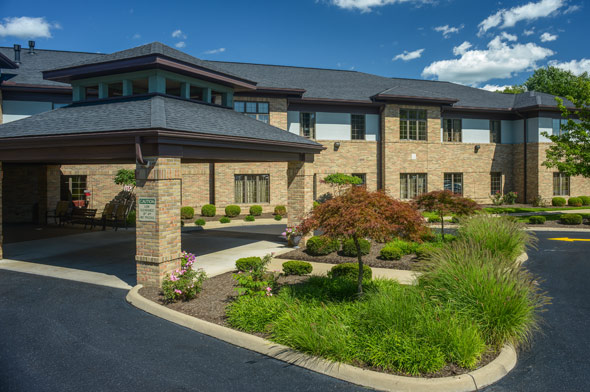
126;286;517;392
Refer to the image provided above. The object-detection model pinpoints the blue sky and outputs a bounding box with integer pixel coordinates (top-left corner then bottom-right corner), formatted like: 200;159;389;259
0;0;588;90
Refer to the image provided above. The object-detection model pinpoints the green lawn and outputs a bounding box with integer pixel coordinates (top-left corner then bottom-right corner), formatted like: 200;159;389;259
483;206;589;214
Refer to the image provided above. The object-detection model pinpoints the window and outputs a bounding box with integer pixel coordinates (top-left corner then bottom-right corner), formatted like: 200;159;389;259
234;101;270;123
443;119;462;142
132;79;149;95
352;173;366;185
235;174;270;203
165;79;181;97
491;172;502;195
444;173;463;195
553;173;570;196
351;114;366;140
552;118;568;136
85;85;98;101
400;173;427;199
189;85;203;101
61;175;87;205
107;82;123;98
400;109;427;141
490;120;501;143
300;112;316;139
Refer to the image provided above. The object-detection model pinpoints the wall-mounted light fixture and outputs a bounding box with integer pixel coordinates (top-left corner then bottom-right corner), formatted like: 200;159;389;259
334;142;341;151
474;144;481;153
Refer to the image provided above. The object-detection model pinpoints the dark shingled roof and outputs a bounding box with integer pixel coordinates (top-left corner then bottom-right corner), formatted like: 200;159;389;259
0;94;322;148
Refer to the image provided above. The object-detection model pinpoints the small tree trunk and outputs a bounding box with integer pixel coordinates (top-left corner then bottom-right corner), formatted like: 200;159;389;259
440;211;445;241
353;235;364;297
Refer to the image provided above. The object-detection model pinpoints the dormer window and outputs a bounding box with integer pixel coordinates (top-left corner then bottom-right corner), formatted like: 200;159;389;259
108;82;123;97
166;79;182;97
132;79;149;95
85;85;98;101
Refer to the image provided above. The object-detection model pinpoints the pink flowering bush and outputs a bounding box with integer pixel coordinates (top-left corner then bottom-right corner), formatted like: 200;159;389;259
162;251;207;302
233;253;277;296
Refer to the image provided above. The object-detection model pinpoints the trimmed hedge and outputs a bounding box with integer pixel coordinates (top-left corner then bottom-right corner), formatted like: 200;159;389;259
380;244;404;260
220;217;231;224
236;257;262;272
249;205;263;216
274;214;283;221
341;238;371;257
328;263;372;281
244;215;255;222
580;196;590;206
201;204;216;217
225;205;241;217
195;218;206;226
274;205;287;216
180;206;195;219
552;197;566;207
568;197;583;207
560;214;583;225
282;260;313;276
306;236;340;256
528;216;546;224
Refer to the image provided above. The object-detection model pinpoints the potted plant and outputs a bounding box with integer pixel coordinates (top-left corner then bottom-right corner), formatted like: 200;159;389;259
282;226;303;247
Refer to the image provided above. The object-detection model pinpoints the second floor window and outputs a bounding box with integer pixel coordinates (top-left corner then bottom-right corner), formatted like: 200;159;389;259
234;101;269;123
300;112;316;139
400;109;427;141
443;119;462;142
351;114;366;140
490;120;501;143
552;118;568;136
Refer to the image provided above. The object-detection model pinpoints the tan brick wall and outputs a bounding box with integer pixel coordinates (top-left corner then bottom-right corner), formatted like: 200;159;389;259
180;163;210;209
2;164;43;223
0;162;3;258
287;159;314;244
0;89;3;124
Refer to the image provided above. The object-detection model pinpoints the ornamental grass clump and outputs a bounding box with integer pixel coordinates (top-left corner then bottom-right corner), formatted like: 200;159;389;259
161;252;207;302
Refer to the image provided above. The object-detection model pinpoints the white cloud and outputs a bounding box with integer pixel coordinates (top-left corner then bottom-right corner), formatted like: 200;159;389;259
478;0;565;35
434;24;463;38
175;41;186;48
393;48;424;61
540;32;558;41
501;32;518;41
0;16;59;39
523;28;535;36
563;4;581;14
132;33;141;39
422;35;554;85
453;41;472;56
172;29;187;39
329;0;430;12
548;58;590;75
203;47;226;55
481;84;513;92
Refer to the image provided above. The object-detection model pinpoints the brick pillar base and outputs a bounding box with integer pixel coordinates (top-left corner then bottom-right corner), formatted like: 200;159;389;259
135;157;182;287
287;158;314;246
0;162;3;259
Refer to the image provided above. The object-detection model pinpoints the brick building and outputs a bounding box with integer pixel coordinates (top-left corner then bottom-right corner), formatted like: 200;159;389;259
1;40;588;226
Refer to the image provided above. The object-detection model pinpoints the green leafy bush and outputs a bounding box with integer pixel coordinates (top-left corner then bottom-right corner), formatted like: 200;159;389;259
282;260;313;276
568;197;583;207
274;205;287;216
195;218;206;226
244;215;256;222
341;238;371;257
329;263;372;281
580;196;590;206
114;168;136;186
313;201;320;209
249;205;263;216
274;214;283;221
503;191;518;205
201;204;216;217
162;252;207;302
220;217;231;224
233;254;277;296
560;214;583;225
126;210;136;226
306;235;340;256
380;244;404;260
552;197;566;206
236;256;262;272
180;206;195;219
528;216;546;224
225;205;241;217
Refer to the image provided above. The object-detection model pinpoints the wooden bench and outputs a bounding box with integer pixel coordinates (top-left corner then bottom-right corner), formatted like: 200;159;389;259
47;201;70;225
67;208;97;229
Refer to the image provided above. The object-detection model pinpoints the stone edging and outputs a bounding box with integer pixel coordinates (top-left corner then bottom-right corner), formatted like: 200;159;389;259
126;286;517;392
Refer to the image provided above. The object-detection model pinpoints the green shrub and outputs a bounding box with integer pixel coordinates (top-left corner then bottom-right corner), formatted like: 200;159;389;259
126;210;136;226
162;252;207;302
429;233;457;243
528;216;546;224
328;263;372;281
244;215;255;222
579;196;590;206
282;260;313;276
313;201;320;209
552;197;566;206
341;238;371;257
450;215;461;224
415;242;441;260
220;217;231;224
306;236;340;256
195;218;206;226
457;215;533;261
380;244;404;260
568;197;583;207
580;213;590;220
422;211;441;222
236;256;263;272
274;214;283;221
249;205;263;216
560;214;583;225
201;204;216;217
180;206;195;219
225;205;241;217
274;205;287;216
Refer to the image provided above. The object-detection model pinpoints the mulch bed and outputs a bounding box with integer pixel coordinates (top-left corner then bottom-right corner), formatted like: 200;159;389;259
277;241;422;270
139;271;499;379
183;212;285;223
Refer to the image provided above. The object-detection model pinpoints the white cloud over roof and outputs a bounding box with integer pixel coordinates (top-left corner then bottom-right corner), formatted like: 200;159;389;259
0;16;59;39
478;0;565;35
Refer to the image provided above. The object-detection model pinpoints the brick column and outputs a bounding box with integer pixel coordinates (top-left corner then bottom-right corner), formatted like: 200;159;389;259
0;162;3;259
287;158;314;245
135;157;182;287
